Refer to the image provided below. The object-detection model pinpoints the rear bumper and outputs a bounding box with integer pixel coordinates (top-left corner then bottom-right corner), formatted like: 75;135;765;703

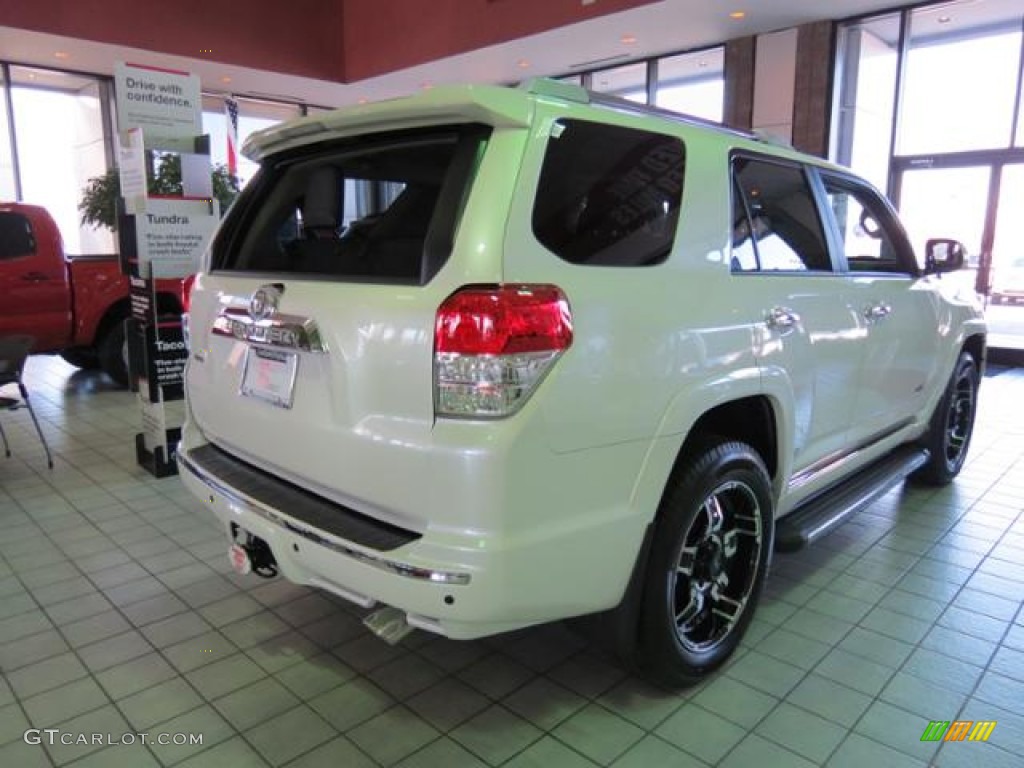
176;429;649;639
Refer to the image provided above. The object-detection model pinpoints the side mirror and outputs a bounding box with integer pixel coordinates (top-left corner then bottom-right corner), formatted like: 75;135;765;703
925;238;966;274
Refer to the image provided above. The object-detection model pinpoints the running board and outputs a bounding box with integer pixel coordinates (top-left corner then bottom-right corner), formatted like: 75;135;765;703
775;446;929;552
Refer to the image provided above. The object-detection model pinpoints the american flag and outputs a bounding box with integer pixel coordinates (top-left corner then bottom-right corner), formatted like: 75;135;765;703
225;97;239;176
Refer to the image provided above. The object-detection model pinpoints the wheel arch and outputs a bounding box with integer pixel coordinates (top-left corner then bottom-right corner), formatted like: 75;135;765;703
962;333;985;372
93;292;183;350
628;376;783;537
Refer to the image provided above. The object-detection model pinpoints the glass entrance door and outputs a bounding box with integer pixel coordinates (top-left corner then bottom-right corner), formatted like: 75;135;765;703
989;164;1024;348
895;161;1024;351
895;164;991;296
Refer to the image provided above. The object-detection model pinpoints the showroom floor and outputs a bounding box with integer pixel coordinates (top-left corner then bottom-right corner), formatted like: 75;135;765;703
0;356;1021;768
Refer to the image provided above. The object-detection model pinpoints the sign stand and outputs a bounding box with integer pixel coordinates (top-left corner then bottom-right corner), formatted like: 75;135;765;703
114;62;218;478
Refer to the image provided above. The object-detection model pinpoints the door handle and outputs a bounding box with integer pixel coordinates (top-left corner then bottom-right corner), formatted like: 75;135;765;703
765;306;800;330
864;302;892;322
20;271;49;282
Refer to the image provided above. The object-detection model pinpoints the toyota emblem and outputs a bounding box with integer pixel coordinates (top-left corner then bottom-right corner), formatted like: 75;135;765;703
249;284;282;322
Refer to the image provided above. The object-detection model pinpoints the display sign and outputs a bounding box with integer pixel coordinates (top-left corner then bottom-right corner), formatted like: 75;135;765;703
114;62;202;139
115;60;207;478
136;197;219;278
118;128;147;214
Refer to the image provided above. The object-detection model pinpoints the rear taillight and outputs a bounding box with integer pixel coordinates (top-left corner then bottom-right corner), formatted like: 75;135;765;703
181;273;198;313
434;284;572;418
181;273;198;353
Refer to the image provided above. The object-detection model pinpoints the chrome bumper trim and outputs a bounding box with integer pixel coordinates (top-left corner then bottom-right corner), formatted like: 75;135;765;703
177;446;472;586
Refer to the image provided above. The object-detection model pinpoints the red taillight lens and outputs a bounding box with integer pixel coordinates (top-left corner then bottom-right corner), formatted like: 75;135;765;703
434;285;572;418
435;285;572;355
181;273;198;313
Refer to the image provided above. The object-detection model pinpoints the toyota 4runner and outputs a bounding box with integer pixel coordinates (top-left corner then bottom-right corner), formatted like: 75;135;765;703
177;79;986;685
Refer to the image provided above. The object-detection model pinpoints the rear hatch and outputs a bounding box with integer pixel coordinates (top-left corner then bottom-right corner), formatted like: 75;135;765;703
185;92;529;528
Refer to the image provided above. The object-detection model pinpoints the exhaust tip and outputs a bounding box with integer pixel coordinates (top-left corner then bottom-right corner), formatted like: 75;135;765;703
363;606;415;645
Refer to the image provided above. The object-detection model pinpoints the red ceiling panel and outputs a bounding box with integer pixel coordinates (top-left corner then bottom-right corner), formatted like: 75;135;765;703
0;0;660;82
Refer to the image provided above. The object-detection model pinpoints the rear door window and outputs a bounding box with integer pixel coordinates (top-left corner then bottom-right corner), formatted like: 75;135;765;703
731;157;833;273
212;125;489;284
532;119;685;266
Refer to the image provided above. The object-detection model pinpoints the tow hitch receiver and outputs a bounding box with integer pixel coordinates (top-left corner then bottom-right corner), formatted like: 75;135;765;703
229;524;278;579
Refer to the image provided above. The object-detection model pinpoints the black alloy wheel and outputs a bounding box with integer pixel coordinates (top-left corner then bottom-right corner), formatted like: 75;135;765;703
636;438;773;687
913;351;978;485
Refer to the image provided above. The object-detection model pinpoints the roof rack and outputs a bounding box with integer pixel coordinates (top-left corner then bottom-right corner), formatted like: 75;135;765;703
521;77;764;144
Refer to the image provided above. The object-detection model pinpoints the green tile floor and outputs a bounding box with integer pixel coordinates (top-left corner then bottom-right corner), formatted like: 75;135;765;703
0;356;1021;767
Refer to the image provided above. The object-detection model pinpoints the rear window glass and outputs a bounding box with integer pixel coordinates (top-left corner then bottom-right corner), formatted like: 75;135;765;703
0;212;36;259
212;125;487;284
532;119;685;266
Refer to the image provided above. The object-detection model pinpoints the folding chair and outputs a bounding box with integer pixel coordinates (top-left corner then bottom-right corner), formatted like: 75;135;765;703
0;335;53;469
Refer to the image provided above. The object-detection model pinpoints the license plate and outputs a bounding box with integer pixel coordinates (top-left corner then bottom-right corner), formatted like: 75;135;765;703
240;347;298;408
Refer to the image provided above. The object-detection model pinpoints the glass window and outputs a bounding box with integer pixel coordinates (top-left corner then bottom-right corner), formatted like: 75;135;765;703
990;164;1024;303
898;4;1023;154
590;62;647;103
213;126;487;284
0;211;35;259
731;157;832;272
10;66;113;255
203;95;302;185
655;48;724;122
730;180;759;270
0;70;15;201
822;176;910;274
532;119;684;267
898;166;989;268
832;14;900;192
1018;77;1024;147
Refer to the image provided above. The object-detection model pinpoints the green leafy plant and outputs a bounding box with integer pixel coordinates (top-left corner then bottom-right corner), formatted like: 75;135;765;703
79;154;240;232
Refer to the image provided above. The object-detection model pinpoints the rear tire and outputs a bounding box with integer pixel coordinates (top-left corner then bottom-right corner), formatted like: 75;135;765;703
635;438;773;687
98;321;129;387
912;351;978;486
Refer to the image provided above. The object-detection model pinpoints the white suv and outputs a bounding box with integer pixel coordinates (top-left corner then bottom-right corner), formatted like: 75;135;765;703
178;79;986;685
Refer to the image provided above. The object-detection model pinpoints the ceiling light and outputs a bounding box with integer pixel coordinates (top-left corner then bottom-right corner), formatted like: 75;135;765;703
54;51;69;59
358;97;368;104
698;59;708;68
220;76;232;84
517;59;530;69
621;34;637;44
730;11;746;20
420;82;433;90
938;15;952;23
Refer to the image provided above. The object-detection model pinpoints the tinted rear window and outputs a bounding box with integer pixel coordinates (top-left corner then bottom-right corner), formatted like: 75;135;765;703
532;119;685;266
212;125;488;284
0;212;36;259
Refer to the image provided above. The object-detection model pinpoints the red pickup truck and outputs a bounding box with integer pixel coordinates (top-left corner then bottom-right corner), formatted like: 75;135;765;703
0;202;181;386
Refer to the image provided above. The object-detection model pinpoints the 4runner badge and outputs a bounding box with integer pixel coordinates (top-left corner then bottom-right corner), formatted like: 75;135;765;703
211;285;327;354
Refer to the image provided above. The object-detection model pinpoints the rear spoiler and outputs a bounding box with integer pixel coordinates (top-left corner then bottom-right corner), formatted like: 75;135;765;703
244;84;535;162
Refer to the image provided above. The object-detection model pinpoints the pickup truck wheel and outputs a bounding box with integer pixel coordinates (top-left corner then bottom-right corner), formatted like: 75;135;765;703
912;351;978;486
59;348;100;370
637;439;773;687
98;321;129;387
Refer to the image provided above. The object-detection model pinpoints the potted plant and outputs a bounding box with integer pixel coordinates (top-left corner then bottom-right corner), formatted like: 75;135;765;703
79;154;240;232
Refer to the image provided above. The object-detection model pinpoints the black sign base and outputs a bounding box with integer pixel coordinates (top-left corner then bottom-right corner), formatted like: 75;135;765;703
135;428;181;479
